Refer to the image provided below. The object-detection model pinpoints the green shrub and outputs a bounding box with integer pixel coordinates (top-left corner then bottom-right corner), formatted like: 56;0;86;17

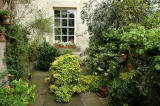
5;24;30;80
0;79;36;106
36;41;61;70
0;25;5;32
48;54;85;102
82;0;160;105
60;49;73;55
80;75;99;92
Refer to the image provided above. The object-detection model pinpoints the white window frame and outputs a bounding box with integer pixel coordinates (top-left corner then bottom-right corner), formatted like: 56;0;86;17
53;8;77;44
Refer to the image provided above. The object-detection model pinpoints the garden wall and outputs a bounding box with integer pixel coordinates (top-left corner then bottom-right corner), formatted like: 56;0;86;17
0;42;8;86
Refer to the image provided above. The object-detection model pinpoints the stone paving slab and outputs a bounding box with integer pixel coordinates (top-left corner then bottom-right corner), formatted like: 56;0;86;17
31;70;106;106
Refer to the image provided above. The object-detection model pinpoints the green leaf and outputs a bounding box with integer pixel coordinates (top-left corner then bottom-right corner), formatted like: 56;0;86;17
154;64;160;70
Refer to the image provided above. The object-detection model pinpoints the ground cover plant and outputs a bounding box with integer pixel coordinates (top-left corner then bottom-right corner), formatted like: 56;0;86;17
82;0;160;105
0;79;36;106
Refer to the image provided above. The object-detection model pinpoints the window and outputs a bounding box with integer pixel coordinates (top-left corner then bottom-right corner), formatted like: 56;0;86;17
53;9;76;44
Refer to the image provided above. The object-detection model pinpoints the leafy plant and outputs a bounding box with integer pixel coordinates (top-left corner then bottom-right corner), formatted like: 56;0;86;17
29;10;53;42
0;10;11;16
82;0;160;105
48;54;85;102
56;41;76;48
28;39;41;60
0;79;36;106
5;23;30;81
60;49;73;55
36;41;61;70
0;25;5;33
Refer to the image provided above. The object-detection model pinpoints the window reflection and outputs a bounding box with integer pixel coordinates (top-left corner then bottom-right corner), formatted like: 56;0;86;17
54;10;60;18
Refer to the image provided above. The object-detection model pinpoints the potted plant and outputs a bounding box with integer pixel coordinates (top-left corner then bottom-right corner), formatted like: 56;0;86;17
66;41;76;48
119;51;128;63
0;25;5;42
55;42;65;48
28;40;40;64
0;10;11;24
96;86;107;98
96;79;107;98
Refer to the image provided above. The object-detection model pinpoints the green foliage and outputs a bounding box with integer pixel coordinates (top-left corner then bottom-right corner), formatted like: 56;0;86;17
0;25;5;32
82;0;160;105
36;41;61;70
5;23;30;80
0;79;36;106
48;54;85;102
29;10;53;33
81;0;153;34
0;10;11;16
29;10;53;42
28;39;41;60
80;75;99;92
60;49;73;55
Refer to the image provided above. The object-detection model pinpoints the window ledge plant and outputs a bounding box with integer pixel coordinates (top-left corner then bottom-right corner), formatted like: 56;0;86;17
55;41;76;49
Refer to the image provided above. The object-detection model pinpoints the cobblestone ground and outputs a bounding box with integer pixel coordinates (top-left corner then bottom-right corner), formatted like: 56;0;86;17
31;70;106;106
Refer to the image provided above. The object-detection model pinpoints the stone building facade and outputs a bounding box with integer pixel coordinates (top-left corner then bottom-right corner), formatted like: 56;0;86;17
16;0;90;53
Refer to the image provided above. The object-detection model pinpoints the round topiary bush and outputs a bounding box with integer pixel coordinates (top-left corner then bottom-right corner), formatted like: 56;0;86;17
36;42;61;70
48;54;85;102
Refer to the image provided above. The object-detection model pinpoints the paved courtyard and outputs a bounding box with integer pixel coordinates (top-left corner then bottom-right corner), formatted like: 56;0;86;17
31;70;106;106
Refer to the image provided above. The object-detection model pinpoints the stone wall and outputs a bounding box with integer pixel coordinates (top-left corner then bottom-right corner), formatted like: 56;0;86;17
0;42;7;86
15;0;90;53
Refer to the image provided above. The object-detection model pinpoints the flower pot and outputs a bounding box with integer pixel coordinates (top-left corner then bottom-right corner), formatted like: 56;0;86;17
0;32;5;42
128;63;132;72
31;57;36;64
119;52;128;63
0;15;11;24
96;86;107;98
66;46;75;49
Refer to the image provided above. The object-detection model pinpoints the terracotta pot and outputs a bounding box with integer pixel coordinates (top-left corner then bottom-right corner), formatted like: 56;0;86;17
119;52;127;62
70;40;74;43
31;57;36;64
66;46;75;49
0;32;5;42
128;63;132;72
0;15;11;24
28;104;31;106
96;86;107;98
6;92;9;96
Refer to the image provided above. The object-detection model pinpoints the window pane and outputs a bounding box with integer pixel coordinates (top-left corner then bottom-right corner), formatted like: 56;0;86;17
54;10;60;18
69;28;74;35
68;10;75;18
62;28;67;35
69;36;74;42
69;19;74;27
55;28;61;35
62;19;67;26
62;10;67;18
62;36;67;42
55;19;60;26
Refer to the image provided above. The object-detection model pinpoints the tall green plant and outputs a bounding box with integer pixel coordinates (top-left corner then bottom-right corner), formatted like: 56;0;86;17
29;10;53;42
5;23;30;81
